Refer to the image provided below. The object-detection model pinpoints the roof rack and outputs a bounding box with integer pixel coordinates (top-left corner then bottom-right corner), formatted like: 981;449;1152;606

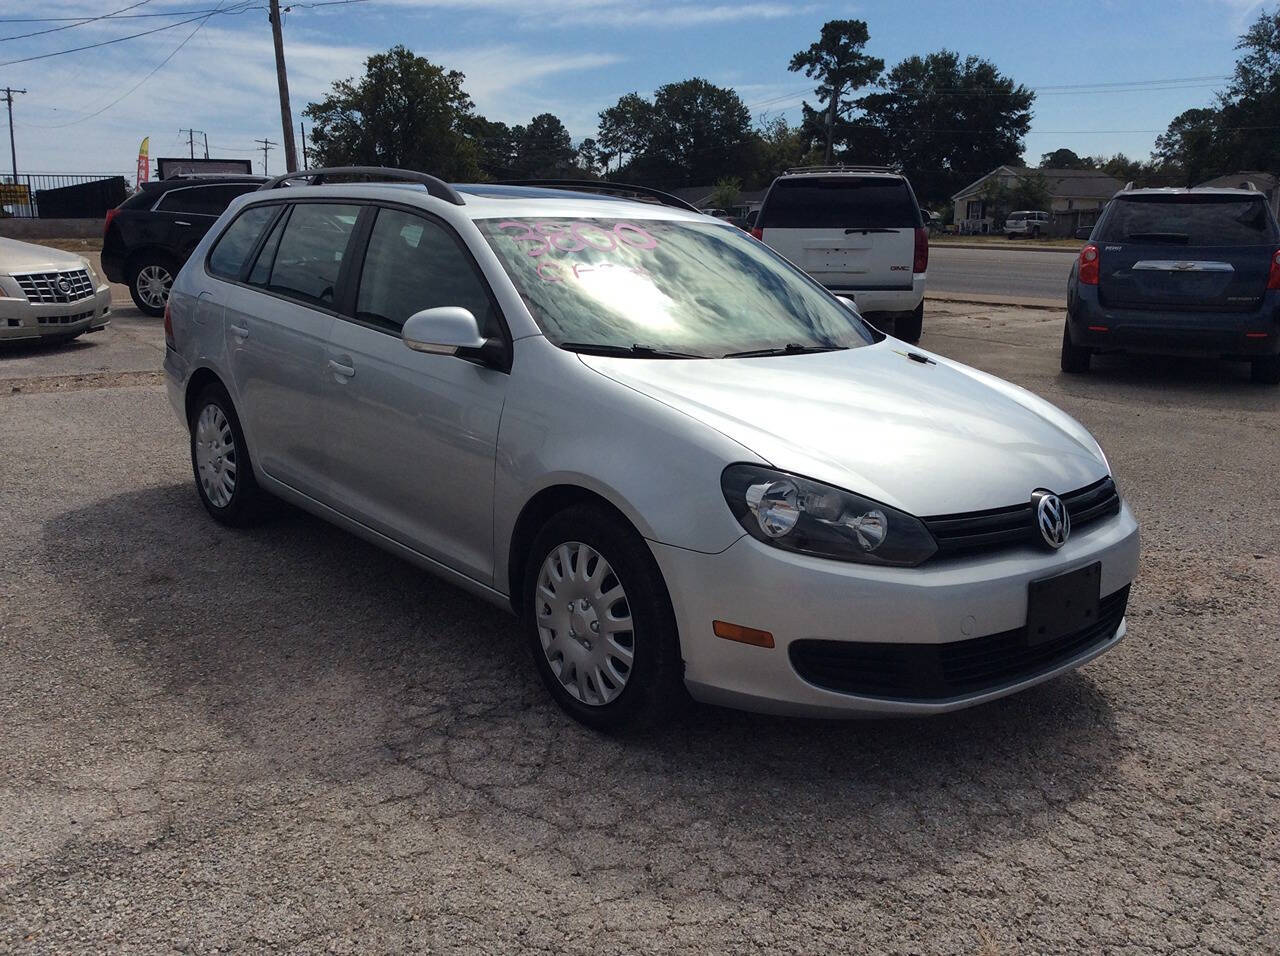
784;164;895;175
493;179;700;213
257;166;465;205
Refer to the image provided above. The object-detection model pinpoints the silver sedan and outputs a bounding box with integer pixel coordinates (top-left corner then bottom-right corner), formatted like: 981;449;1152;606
163;174;1139;729
0;237;111;343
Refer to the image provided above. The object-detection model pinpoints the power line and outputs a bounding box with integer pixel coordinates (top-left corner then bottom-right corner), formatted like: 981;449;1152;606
0;2;254;67
0;0;156;42
0;0;366;21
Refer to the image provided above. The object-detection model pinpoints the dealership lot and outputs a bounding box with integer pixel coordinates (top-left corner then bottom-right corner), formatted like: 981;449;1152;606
1;293;1277;952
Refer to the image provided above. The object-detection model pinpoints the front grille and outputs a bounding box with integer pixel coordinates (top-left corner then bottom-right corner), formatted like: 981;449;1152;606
923;477;1120;557
36;310;94;326
14;269;94;304
789;585;1130;701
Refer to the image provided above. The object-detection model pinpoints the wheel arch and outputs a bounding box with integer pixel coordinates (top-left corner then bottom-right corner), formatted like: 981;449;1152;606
506;483;647;616
125;244;181;279
183;365;227;426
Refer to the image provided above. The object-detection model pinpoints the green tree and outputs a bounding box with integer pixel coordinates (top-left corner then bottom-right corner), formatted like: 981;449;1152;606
1153;108;1224;185
513;113;577;177
858;51;1034;207
750;116;814;183
1215;8;1280;173
464;116;518;177
303;45;481;179
576;138;604;177
788;19;883;164
1040;148;1093;169
708;177;742;211
597;93;656;173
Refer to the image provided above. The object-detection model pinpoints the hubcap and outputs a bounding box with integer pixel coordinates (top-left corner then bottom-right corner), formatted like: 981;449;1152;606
194;403;237;508
136;264;172;309
535;541;634;706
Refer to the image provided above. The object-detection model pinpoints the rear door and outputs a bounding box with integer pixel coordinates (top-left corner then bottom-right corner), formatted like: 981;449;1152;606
155;183;263;263
758;176;922;291
1097;194;1276;312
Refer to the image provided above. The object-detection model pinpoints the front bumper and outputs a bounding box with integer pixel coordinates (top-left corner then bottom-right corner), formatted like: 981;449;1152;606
0;284;112;342
1069;286;1280;359
653;501;1139;717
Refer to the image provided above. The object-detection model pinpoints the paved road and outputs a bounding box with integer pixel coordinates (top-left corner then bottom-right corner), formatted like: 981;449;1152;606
2;301;1278;953
930;245;1075;301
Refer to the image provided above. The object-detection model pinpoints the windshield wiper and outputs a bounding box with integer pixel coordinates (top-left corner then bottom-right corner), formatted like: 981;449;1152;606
1124;232;1190;244
722;343;849;359
559;342;704;359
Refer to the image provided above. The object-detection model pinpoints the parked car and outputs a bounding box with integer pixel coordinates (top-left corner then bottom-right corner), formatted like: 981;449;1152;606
751;166;928;342
101;175;266;316
1064;185;1280;384
0;237;111;344
165;167;1139;730
1006;210;1051;239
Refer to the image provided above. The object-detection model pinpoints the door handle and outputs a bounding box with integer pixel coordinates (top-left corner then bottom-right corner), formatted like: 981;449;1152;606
229;323;249;338
327;359;356;378
175;220;192;227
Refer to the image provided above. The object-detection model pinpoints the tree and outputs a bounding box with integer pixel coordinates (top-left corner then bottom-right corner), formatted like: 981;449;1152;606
979;170;1050;226
303;45;481;179
1215;8;1280;173
1153;108;1224;185
749;115;815;184
858;51;1034;207
597;93;655;173
513;113;577;178
708;177;742;211
788;20;884;164
464;116;519;178
1040;148;1093;169
576;138;604;177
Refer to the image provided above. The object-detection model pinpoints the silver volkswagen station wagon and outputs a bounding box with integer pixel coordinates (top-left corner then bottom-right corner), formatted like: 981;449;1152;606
164;167;1140;729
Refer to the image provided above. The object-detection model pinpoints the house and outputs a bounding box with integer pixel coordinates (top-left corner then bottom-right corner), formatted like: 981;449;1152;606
1195;171;1280;217
668;185;768;216
952;166;1123;236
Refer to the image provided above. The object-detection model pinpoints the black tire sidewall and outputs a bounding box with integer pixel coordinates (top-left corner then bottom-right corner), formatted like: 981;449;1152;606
129;255;176;317
522;504;682;731
189;384;259;526
1060;321;1091;373
896;305;923;344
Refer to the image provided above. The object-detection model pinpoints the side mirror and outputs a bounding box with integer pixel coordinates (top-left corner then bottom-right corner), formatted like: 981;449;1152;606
835;295;857;311
402;307;486;355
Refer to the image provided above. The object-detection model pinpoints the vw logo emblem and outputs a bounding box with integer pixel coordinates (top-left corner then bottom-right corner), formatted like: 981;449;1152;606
1031;489;1070;549
56;276;72;294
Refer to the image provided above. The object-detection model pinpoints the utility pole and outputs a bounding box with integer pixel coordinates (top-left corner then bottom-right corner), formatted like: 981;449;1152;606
256;138;276;175
823;83;839;166
268;0;298;172
180;128;207;160
3;87;27;184
299;121;307;168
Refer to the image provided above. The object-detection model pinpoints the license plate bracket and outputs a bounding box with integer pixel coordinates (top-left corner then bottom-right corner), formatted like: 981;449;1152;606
1026;562;1101;646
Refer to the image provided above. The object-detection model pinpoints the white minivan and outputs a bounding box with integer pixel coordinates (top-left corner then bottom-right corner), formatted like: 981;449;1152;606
752;167;928;342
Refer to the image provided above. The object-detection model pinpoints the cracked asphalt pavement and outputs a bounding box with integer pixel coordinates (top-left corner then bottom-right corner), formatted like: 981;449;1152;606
1;291;1278;953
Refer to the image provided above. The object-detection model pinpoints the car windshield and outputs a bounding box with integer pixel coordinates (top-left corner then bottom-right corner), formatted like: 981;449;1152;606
476;217;876;358
1099;195;1277;246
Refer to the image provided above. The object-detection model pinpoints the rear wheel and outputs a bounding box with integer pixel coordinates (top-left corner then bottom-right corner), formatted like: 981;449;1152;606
523;503;684;731
189;383;265;526
896;304;923;344
1251;354;1280;385
129;254;177;316
1060;321;1091;373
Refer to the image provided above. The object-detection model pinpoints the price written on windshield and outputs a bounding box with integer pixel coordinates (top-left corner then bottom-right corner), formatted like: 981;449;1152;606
496;220;660;258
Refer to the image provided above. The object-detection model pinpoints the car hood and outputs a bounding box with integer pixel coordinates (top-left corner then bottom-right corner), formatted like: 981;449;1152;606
578;340;1109;517
0;237;86;274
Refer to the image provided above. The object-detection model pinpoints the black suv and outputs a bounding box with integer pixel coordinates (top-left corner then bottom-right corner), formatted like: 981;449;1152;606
102;176;266;315
1064;185;1280;384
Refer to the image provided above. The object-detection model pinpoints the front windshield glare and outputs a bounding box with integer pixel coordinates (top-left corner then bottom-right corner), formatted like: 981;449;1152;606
477;217;874;358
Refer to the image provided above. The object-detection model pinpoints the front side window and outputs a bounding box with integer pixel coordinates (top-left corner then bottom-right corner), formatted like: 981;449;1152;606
355;208;499;335
207;204;278;279
261;202;360;307
159;183;258;216
477;217;875;358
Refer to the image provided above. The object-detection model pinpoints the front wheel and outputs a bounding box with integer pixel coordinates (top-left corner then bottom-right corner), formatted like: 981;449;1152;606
1060;321;1091;373
189;383;266;526
129;255;177;316
523;504;684;731
896;304;923;344
1251;354;1280;385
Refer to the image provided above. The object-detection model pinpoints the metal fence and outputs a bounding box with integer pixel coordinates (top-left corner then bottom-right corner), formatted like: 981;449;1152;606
1;173;131;219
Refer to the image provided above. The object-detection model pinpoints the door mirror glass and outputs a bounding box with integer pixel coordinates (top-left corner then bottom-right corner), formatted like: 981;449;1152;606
402;307;486;355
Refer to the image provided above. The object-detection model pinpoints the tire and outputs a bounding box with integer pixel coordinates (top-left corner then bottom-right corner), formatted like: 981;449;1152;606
128;254;177;317
189;382;265;526
1031;227;1041;239
1251;354;1280;385
523;503;685;731
1060;320;1091;373
896;304;923;344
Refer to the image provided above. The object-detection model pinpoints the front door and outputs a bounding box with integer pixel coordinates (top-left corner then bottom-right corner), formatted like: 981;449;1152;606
321;206;509;585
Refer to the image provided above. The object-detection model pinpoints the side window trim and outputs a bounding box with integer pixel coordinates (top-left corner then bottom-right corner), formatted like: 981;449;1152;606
239;202;290;283
153;184;221;216
204;202;283;281
333;204;378;319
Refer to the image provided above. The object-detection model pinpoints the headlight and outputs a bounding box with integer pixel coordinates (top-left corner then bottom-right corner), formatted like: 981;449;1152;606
721;464;938;566
80;258;101;284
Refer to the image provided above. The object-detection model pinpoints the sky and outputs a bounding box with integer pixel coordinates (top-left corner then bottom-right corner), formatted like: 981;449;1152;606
0;0;1272;179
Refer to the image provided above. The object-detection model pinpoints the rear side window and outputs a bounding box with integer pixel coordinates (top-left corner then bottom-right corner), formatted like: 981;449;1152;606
207;204;278;279
1100;196;1277;246
157;183;258;216
354;208;499;336
261;203;361;307
761;177;922;229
